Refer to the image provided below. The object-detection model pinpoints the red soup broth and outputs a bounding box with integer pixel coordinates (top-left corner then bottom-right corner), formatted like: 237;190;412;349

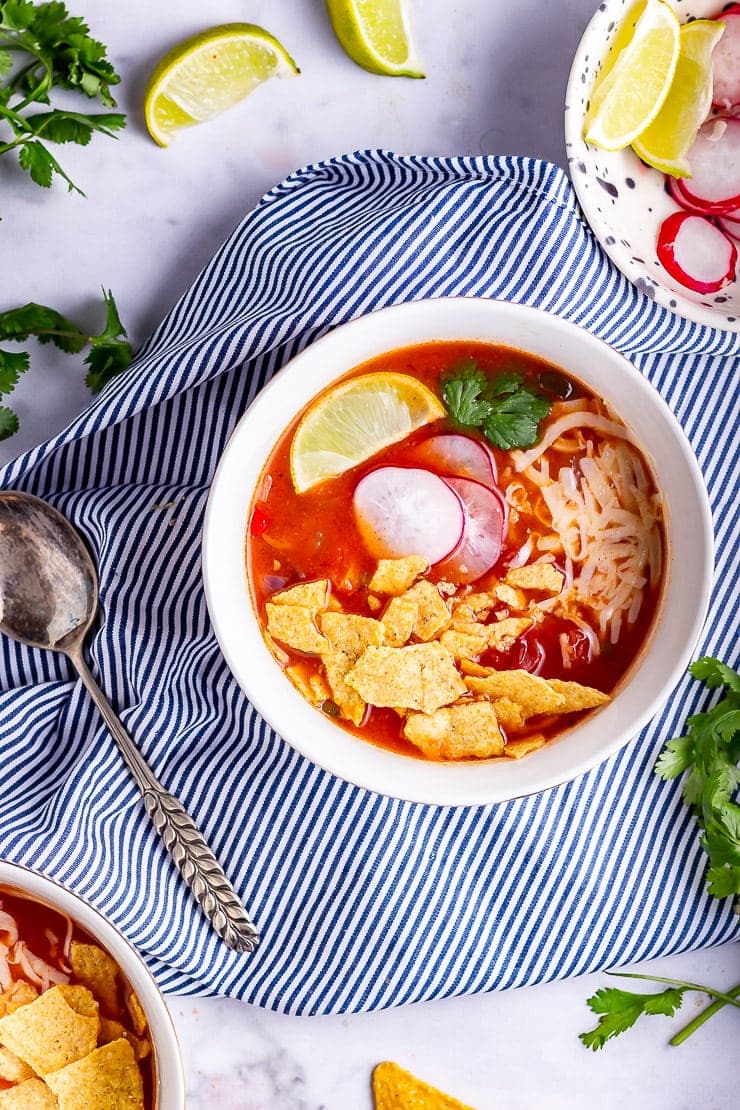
246;341;665;759
0;886;153;1105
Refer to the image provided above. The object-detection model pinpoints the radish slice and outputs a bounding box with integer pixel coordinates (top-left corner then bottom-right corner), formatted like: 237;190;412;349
682;118;740;212
718;215;740;242
712;10;740;110
657;212;738;294
436;477;506;584
409;433;497;485
667;176;714;215
353;467;464;564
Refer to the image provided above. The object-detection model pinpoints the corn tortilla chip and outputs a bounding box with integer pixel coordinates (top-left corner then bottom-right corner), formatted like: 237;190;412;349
438;629;488;660
0;1044;36;1083
0;1079;56;1109
381;596;419;648
45;1038;144;1110
486;617;531;651
270;578;329;611
368;556;428;595
504;734;548;759
125;993;147;1039
459;659;493;678
464;669;566;717
402;581;451;641
505;563;563;593
346;642;465;715
372;1060;474;1110
492;696;526;732
266;603;328;655
0;984;98;1076
70;942;119;1016
493;582;527;609
404;701;504;760
98;1019;151;1062
320;612;385;726
547;679;610;712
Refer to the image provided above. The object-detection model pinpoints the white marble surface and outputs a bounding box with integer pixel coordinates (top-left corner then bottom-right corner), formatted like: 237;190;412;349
0;1;736;1106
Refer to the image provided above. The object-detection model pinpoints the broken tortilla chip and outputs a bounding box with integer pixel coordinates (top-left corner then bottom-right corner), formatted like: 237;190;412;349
493;582;527;609
505;562;564;594
270;578;329;611
346;642;466;715
486;617;531;651
320;611;385;726
438;628;488;660
0;1079;56;1109
404;701;504;760
372;1060;474;1110
0;984;98;1076
69;942;119;1016
0;1044;36;1083
98;1019;151;1062
381;596;419;648
124;993;147;1040
464;669;566;717
266;603;327;655
368;556;428;595
402;580;451;641
546;678;610;712
504;733;548;759
45;1038;144;1110
492;696;526;732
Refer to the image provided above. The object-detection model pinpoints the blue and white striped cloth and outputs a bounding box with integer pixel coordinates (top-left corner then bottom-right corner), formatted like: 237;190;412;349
0;153;738;1013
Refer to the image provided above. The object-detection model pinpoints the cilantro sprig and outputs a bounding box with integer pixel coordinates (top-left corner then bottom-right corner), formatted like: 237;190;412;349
0;0;125;193
581;658;740;1051
441;360;552;450
0;289;132;438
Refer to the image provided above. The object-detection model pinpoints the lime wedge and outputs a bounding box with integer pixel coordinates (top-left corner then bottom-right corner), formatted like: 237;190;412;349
632;19;726;177
290;372;445;493
325;0;425;78
144;23;299;147
583;0;680;151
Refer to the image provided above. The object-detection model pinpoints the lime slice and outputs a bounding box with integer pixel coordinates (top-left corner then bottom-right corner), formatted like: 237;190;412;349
144;23;299;146
290;372;445;493
583;0;680;151
325;0;425;78
632;19;726;177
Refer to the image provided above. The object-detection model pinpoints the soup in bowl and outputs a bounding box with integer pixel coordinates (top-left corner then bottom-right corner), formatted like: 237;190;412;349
203;298;712;805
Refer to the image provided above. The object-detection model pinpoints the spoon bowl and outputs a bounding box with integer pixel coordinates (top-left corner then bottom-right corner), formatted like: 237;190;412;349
0;489;259;953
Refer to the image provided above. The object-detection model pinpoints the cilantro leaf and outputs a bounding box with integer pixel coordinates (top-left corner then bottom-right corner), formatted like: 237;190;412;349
440;361;552;449
580;985;686;1050
690;657;740;693
0;289;132;438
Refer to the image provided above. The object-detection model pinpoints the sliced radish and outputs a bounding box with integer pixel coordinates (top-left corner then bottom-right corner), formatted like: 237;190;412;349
353;467;464;564
718;215;740;242
657;211;738;294
409;433;497;486
667;175;715;215
436;477;506;585
682;118;740;212
712;9;740;110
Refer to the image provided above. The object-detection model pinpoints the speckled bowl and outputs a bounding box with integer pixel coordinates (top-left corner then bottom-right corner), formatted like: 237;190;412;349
565;0;740;331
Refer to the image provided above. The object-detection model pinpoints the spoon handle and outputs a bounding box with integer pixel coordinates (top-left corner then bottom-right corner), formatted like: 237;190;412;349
70;649;260;953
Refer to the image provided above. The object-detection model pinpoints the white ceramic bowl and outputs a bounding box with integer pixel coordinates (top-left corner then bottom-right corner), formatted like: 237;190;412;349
565;0;740;331
203;297;713;805
0;860;185;1109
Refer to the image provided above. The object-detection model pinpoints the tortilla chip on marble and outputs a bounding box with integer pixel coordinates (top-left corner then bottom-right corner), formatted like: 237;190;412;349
69;942;119;1016
45;1038;144;1110
266;603;328;655
464;669;566;717
372;1060;474;1110
505;563;563;593
0;984;98;1076
368;556;428;595
0;1044;36;1083
0;1079;56;1109
403;701;505;760
270;578;329;611
547;679;611;712
346;642;465;715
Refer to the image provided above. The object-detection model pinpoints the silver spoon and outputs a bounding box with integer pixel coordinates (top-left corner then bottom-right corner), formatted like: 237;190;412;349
0;490;259;953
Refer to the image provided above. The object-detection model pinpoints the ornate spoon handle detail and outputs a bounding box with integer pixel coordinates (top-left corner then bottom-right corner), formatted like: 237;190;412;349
71;649;260;953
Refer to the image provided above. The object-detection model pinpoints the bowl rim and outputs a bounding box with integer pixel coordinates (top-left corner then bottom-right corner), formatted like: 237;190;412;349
564;0;740;333
0;859;186;1109
202;296;714;806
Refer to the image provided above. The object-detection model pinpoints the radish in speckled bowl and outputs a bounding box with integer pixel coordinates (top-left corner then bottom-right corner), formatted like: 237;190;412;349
565;0;740;331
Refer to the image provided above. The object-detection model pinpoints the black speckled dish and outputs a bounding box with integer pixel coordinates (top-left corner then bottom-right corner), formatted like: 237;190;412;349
565;0;739;332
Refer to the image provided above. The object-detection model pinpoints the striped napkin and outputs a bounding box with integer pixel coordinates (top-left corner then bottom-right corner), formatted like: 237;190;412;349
0;153;737;1014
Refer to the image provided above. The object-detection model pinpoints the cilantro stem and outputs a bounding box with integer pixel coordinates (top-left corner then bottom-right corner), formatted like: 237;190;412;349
670;983;740;1046
607;972;740;1008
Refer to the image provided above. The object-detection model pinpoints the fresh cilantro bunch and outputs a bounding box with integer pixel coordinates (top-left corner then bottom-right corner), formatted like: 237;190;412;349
0;0;125;192
580;658;740;1051
441;360;552;450
0;290;132;439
